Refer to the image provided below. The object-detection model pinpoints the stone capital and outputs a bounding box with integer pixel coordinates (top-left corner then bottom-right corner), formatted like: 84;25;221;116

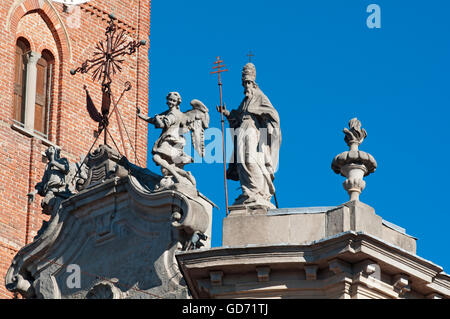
24;51;41;65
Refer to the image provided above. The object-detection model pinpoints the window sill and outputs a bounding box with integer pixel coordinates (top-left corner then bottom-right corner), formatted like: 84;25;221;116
11;122;58;148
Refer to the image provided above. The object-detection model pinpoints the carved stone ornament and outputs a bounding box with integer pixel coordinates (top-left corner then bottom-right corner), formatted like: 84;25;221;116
27;146;87;216
332;118;377;201
86;281;123;299
5;145;213;298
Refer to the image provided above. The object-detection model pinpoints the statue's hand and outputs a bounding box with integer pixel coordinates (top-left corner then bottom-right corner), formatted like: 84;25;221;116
216;105;230;117
48;159;57;168
27;191;36;203
137;107;154;124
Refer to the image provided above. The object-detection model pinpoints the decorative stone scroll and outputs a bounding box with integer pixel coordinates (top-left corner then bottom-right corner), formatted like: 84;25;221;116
6;145;213;298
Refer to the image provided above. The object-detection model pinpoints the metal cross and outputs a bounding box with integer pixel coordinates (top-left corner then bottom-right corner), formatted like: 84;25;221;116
247;50;255;63
70;13;146;145
71;14;146;90
211;56;228;85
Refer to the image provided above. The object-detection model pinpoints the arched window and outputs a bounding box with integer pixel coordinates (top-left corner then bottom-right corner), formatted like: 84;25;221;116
12;39;54;138
13;38;30;124
35;50;54;136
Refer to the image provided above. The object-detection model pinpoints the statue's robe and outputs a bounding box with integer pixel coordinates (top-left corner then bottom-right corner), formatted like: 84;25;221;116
35;157;71;214
151;108;192;168
227;87;281;208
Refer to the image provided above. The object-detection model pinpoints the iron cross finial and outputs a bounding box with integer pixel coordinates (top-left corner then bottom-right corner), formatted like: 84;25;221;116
70;14;146;94
70;14;146;145
247;50;255;63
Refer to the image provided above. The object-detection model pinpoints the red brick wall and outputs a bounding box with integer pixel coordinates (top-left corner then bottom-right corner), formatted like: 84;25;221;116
0;0;150;299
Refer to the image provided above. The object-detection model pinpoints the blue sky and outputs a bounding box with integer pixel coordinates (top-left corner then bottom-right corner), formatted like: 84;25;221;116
147;1;450;271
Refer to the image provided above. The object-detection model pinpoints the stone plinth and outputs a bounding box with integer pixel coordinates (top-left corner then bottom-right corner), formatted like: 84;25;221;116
174;201;450;299
223;201;416;254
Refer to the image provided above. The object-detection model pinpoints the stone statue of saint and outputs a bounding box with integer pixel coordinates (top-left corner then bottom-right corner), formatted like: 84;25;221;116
137;92;209;190
217;63;281;209
27;146;72;214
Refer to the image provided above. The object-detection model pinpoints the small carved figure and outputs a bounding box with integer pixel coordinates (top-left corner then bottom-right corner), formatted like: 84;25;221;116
183;231;208;251
27;146;72;214
137;92;209;190
217;63;281;208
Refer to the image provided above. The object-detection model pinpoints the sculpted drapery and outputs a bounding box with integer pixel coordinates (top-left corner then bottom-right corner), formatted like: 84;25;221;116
137;92;209;190
221;63;281;209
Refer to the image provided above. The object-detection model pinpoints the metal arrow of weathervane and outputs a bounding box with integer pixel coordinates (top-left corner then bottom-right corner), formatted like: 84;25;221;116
70;13;147;145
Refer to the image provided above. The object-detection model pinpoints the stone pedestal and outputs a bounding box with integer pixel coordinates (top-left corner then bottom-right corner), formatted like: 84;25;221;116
177;202;450;299
223;201;416;254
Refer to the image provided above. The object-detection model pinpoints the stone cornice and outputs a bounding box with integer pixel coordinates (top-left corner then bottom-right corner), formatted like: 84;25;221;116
176;231;449;298
6;151;213;298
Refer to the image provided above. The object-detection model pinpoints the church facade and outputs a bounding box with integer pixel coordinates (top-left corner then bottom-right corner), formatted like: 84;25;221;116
1;1;450;300
0;0;150;298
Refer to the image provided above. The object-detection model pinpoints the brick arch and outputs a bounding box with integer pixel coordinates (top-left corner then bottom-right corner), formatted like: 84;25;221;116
6;0;72;62
15;33;35;52
34;44;59;64
36;45;57;62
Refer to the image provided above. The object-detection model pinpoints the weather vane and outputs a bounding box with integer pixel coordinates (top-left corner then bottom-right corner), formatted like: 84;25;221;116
211;56;230;215
70;13;147;145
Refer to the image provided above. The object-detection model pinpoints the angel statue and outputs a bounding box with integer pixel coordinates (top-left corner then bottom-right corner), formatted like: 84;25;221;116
137;92;209;190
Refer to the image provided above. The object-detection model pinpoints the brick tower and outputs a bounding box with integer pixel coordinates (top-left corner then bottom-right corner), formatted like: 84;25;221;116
0;0;150;298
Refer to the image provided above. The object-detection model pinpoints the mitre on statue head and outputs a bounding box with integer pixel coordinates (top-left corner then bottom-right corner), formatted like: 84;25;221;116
242;63;256;82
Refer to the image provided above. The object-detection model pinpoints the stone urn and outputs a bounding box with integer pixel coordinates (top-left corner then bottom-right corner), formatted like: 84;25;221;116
332;118;377;201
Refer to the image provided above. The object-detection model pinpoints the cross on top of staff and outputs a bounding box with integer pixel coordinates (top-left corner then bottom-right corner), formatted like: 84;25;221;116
211;56;228;85
247;50;255;62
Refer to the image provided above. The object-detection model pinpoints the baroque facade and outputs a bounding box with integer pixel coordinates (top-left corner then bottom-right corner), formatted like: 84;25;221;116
0;0;150;298
1;1;449;300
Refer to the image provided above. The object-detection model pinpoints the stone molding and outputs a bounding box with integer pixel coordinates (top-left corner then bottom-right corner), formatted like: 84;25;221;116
223;201;416;254
5;146;213;298
176;231;450;299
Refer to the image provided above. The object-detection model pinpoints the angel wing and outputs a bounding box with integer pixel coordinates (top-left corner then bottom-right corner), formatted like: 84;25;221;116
185;99;209;157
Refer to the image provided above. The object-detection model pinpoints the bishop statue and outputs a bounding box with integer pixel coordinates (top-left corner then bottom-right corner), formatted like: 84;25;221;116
217;63;281;209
